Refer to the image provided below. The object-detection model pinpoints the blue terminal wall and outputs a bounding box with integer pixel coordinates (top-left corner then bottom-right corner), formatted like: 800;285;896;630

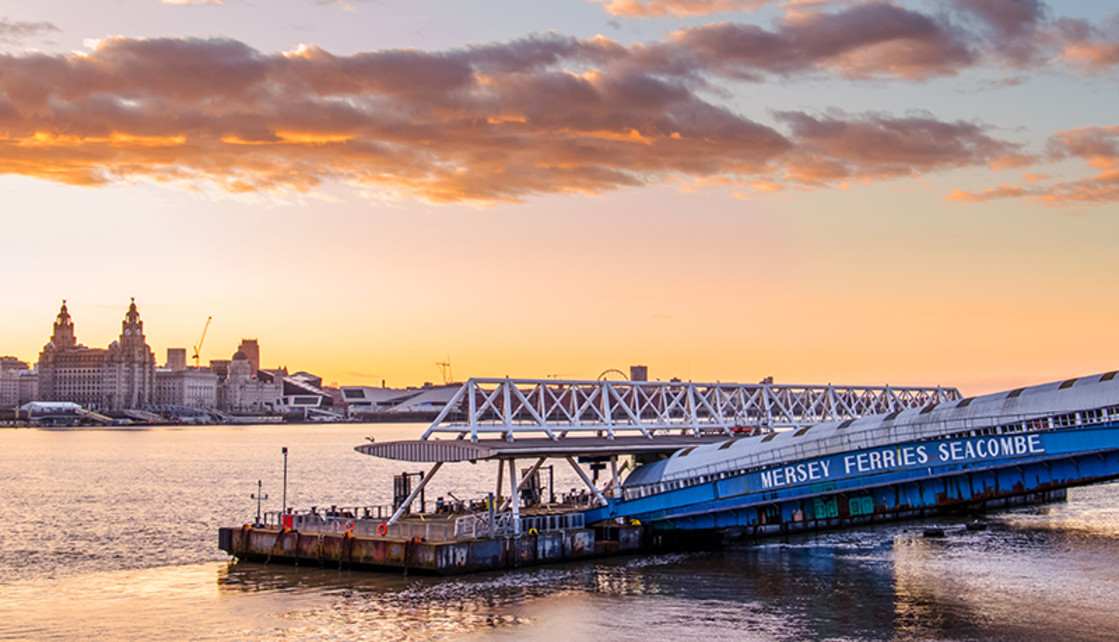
583;423;1119;531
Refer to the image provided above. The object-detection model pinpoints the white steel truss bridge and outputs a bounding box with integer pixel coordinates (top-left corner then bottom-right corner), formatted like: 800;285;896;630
422;378;963;442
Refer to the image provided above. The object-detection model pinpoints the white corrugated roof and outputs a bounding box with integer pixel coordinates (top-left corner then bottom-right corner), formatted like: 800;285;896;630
625;370;1119;487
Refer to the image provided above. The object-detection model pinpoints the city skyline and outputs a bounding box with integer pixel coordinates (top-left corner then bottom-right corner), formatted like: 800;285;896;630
2;1;1119;395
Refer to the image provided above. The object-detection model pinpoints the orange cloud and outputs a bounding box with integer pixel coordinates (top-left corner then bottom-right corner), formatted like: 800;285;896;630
590;0;771;17
1062;41;1119;70
660;4;975;81
776;110;1018;185
0;35;1043;204
1048;126;1119;169
949;125;1119;206
1035;171;1119;205
610;1;1119;80
945;184;1027;203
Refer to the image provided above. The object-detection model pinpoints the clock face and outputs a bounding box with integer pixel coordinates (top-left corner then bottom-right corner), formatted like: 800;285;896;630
125;329;131;336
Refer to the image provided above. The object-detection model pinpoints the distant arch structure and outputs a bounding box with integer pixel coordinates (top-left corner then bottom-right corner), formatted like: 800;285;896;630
597;369;629;382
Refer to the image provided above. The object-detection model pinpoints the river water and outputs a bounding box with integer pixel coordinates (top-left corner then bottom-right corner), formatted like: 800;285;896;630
2;424;1119;641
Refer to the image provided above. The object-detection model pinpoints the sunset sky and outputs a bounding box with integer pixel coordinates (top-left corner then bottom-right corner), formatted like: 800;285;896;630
1;0;1117;394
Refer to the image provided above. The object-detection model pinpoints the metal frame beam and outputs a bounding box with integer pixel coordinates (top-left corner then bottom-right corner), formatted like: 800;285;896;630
422;377;962;443
385;462;443;526
565;456;608;507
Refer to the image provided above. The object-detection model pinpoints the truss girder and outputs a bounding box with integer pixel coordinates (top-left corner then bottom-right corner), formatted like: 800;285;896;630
421;378;962;442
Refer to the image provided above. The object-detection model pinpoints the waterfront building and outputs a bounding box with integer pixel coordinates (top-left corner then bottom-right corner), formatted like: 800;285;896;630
35;300;156;411
280;371;335;412
340;385;417;414
217;349;281;414
339;383;458;418
18;369;38;406
237;339;260;377
166;348;187;372
0;357;28;408
382;384;459;415
209;359;230;380
154;368;218;408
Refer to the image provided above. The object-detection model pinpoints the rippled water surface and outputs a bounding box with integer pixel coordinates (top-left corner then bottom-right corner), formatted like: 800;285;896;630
3;425;1119;640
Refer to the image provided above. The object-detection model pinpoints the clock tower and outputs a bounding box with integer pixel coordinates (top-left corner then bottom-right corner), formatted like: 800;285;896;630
107;298;156;410
119;297;147;354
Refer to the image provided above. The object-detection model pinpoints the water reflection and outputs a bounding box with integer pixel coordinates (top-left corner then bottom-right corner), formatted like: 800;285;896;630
5;425;1119;640
890;515;1119;641
6;517;1119;641
207;507;1119;641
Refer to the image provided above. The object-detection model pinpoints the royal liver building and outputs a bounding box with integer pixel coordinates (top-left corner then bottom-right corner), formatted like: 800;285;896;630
37;299;156;410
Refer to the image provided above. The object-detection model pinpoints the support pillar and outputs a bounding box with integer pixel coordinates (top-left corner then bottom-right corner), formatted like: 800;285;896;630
385;462;443;526
508;458;521;536
565;456;608;506
500;457;547;512
495;459;504;505
609;455;621;498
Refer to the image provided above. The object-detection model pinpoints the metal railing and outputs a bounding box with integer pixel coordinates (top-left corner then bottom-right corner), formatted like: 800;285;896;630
262;506;462;541
422;377;961;441
454;511;587;539
259;503;587;542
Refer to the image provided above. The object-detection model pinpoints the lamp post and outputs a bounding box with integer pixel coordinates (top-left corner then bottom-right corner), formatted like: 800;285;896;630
281;446;288;517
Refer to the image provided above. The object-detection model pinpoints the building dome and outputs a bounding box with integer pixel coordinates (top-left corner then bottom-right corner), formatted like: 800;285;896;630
233;350;249;361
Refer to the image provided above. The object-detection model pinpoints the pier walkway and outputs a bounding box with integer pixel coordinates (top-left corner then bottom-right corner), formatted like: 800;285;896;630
356;377;961;530
222;373;1119;574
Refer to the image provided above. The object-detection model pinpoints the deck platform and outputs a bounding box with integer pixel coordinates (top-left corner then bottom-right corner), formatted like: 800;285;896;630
219;522;645;575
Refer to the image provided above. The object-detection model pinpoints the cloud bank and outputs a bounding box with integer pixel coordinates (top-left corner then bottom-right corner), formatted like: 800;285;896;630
0;33;1028;203
0;1;1115;205
949;126;1119;205
589;0;773;17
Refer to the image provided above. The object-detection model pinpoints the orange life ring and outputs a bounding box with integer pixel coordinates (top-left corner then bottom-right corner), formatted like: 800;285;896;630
377;522;388;536
345;520;354;534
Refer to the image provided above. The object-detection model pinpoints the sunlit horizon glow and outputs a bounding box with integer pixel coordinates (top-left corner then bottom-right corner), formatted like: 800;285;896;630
2;0;1118;398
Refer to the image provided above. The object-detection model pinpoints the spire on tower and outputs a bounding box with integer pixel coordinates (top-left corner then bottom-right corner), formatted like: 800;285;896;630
125;297;140;324
50;299;76;349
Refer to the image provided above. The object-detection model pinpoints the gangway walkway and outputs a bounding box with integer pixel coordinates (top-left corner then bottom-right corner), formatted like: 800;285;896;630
422;378;962;442
358;376;961;531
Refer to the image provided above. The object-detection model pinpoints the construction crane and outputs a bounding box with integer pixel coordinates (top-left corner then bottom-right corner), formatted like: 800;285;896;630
436;357;453;385
192;316;212;369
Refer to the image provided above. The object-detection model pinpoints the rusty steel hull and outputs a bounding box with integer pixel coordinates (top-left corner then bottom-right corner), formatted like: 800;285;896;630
218;526;638;575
